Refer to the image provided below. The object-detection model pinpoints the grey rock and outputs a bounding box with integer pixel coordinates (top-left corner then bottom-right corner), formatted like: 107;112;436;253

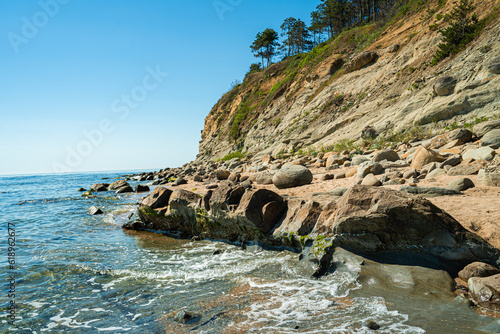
135;184;150;193
399;186;461;197
115;185;134;193
272;165;313;189
173;178;187;186
486;56;500;74
351;155;371;166
334;172;346;179
433;76;457;96
448;178;475;192
474;120;500;138
109;180;130;191
357;162;383;179
256;171;274;185
361;174;381;186
439;156;462;169
425;168;447;179
463;147;496;161
90;183;109;192
481;129;500;149
87;206;103;215
373;149;400;162
332;187;349;197
361;126;376;139
447;163;483;176
403;169;418;179
469;274;500;311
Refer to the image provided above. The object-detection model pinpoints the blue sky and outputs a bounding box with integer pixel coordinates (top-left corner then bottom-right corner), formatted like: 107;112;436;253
0;0;319;175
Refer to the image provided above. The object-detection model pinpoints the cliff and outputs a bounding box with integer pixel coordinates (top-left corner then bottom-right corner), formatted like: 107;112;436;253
197;0;500;162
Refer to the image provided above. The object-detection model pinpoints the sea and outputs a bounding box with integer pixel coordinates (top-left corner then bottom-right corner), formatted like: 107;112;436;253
1;171;500;333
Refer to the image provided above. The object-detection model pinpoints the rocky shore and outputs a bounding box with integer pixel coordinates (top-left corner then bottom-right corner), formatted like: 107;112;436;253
80;121;500;313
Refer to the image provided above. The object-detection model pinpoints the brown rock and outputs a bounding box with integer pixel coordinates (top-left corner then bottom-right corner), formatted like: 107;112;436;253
262;154;274;164
361;174;381;186
430;129;472;149
141;187;172;210
235;189;286;233
330;185;500;263
447;163;483;176
346;168;358;178
411;146;446;170
109;180;130;190
274;200;322;235
458;262;500;281
469;274;500;311
90;183;109;192
326;154;348;167
209;181;245;212
216;170;231;180
344;51;378;73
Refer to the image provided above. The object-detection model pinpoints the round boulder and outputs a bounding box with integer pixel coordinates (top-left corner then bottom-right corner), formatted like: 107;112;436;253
481;129;500;149
373;149;400;162
433;76;457;96
448;178;475;192
272;165;313;189
216;170;231;180
459;262;500;282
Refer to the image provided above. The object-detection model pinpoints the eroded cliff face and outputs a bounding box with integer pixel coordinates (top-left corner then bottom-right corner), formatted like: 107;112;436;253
197;0;500;162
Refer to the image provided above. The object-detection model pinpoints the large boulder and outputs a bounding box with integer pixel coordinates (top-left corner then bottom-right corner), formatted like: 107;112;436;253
344;51;378;73
373;149;400;162
463;147;496;161
216;170;231;180
135;184;150;193
234;189;286;233
272;165;313;189
141;187;172;210
448;178;475;192
482;129;500;149
430;129;472;149
109;180;130;191
115;185;134;193
433;76;457;96
486;56;500;74
469;274;500;311
459;262;500;282
447;161;485;176
274;199;322;236
474;120;500;138
90;183;109;192
329;186;499;265
411;146;446;170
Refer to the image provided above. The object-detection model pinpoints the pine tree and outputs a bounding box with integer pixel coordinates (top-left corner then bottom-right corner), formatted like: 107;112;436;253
433;0;479;63
280;17;297;58
250;29;280;68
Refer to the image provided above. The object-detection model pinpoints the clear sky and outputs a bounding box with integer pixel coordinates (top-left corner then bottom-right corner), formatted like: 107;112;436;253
0;0;319;175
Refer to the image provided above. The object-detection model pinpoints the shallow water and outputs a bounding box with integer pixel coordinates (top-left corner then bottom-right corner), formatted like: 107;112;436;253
1;172;498;333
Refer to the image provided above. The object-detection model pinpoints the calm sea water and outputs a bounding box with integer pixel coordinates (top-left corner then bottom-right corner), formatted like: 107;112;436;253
1;172;498;333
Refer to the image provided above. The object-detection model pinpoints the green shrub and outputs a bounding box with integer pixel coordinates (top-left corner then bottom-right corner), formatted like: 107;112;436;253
221;150;247;161
432;0;480;64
